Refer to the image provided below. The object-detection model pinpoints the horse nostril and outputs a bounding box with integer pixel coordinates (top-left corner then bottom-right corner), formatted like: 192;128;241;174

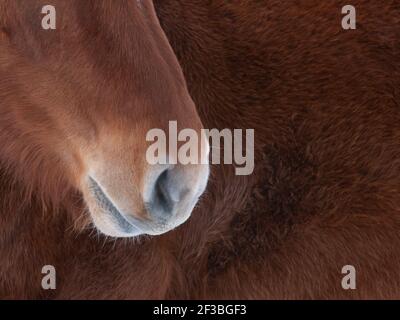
154;169;176;214
146;166;183;220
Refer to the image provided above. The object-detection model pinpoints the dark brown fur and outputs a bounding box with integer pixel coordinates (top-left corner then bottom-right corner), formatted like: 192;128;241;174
1;0;400;299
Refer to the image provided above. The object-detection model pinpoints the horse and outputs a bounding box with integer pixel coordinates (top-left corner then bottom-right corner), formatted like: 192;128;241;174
1;0;400;299
0;0;209;298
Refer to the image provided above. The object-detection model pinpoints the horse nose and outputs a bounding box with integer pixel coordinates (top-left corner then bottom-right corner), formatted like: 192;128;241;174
142;160;209;231
144;165;188;221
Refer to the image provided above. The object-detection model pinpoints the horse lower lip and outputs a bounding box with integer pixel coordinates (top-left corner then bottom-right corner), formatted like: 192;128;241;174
88;177;140;234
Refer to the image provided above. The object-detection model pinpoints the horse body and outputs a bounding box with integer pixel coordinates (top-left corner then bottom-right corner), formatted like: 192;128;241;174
155;0;400;299
1;0;400;299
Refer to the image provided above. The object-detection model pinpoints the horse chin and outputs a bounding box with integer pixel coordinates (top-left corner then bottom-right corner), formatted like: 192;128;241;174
85;206;185;238
78;158;210;238
80;177;200;238
87;199;198;238
91;211;143;238
85;197;144;238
